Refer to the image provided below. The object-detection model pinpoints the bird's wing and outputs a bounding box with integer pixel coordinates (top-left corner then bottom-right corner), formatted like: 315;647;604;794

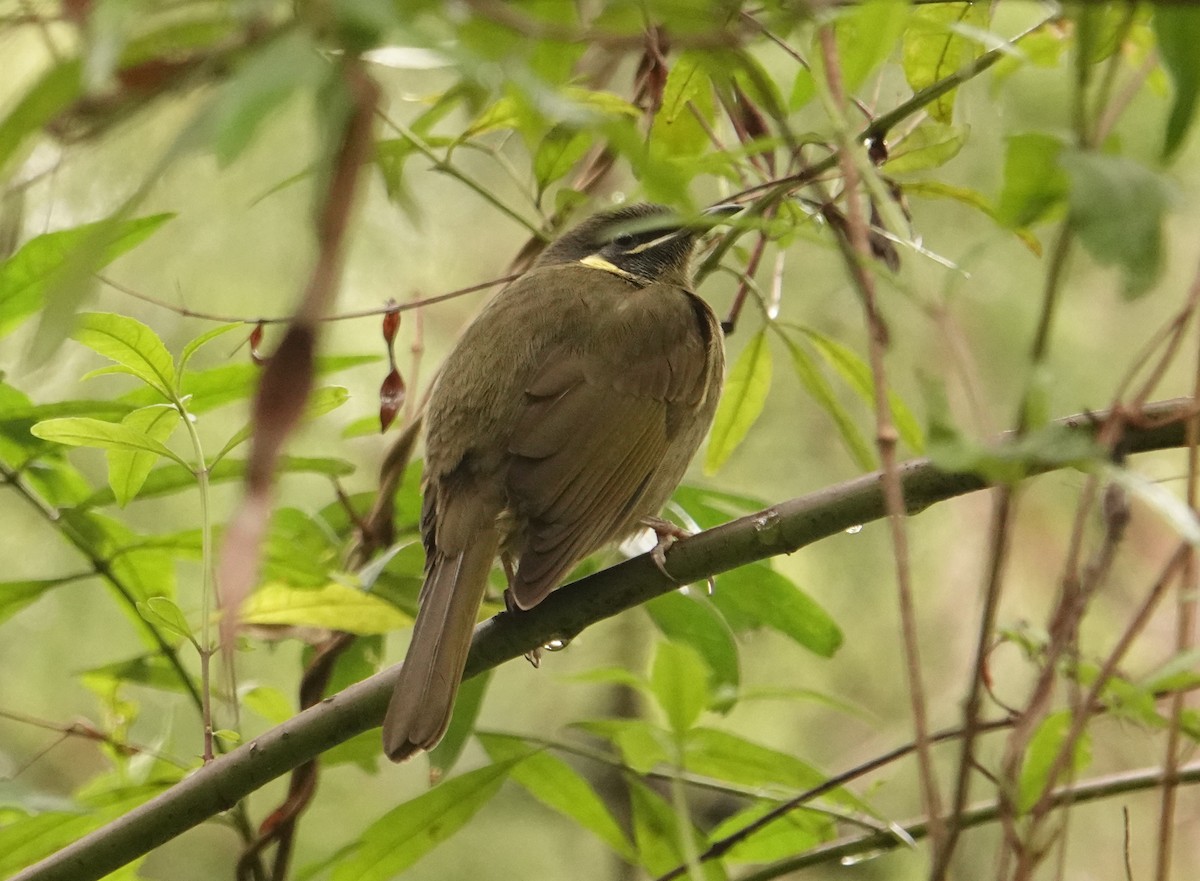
505;312;710;609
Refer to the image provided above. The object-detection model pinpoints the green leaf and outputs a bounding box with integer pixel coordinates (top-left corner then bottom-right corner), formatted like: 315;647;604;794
213;385;350;464
902;2;989;123
705;329;771;473
1017;711;1091;814
480;734;636;861
797;327;924;453
707;801;834;863
0;783;168;876
107;405;181;506
885;122;969;174
835;0;908;93
780;331;874;470
79;455;354;508
73;312;177;398
995;133;1068;229
628;779;724;879
572;719;672;774
1156;6;1200;159
0;60;82;173
651;51;716;156
178;323;242;375
685;728;826;792
81;654;196;695
1061;150;1175;298
710;564;843;657
240;582;411;634
198;31;329;166
136;596;194;644
650;641;711;735
429;670;493;778
330;759;517;881
0;579;75;625
0;214;172;339
646;591;739;707
533;124;593;197
31;417;190;468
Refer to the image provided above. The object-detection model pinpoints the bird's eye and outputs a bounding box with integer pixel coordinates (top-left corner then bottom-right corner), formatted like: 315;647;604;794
613;233;635;249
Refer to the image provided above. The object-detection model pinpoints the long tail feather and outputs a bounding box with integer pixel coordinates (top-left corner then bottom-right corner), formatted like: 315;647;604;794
382;529;499;761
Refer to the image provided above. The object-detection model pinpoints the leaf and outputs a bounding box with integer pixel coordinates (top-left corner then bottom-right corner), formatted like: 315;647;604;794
533;124;593;197
73;312;177;398
429;670;493;778
651;51;716;156
798;327;924;453
31;417;190;468
995;133;1068;229
1061;150;1175;298
239;582;411;634
107;405;181;506
0;215;172;339
0;579;75;625
885;122;969;174
628;779;724;879
835;0;909;93
646;591;739;707
705;328;771;473
330;759;517;881
710;564;843;657
136;596;194;644
707;801;834;863
572;719;672;774
685;728;827;793
213;385;350;464
0;59;82;173
197;31;329;166
1156;6;1200;159
79;455;354;508
650;641;711;735
780;332;874;470
902;2;989;123
480;734;635;861
178;323;242;375
1017;711;1092;814
0;783;168;876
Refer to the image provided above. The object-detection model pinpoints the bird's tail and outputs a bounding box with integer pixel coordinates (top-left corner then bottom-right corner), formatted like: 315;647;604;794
382;529;499;762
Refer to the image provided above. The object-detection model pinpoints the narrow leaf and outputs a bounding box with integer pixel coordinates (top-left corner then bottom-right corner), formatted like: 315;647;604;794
480;734;636;861
240;582;410;634
0;214;172;339
107;405;181;506
650;641;711;735
1156;6;1200;159
710;564;843;657
31;417;190;468
0;579;75;625
73;312;177;398
705;328;771;473
780;332;874;470
331;759;517;881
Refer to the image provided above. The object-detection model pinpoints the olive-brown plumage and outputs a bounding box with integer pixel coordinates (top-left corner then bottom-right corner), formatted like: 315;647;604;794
383;203;728;761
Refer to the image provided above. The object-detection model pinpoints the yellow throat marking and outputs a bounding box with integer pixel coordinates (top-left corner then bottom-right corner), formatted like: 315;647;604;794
578;254;644;285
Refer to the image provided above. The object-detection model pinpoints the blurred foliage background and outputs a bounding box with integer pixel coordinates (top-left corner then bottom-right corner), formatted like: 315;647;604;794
3;1;1200;880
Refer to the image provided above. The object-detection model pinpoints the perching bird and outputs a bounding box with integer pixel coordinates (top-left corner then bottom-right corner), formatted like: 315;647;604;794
383;202;733;761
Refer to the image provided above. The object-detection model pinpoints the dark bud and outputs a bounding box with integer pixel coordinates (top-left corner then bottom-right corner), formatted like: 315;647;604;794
867;136;888;166
379;368;406;432
249;322;266;366
382;299;400;345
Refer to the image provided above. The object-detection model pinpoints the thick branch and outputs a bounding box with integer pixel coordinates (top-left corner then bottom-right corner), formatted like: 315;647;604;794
10;397;1193;881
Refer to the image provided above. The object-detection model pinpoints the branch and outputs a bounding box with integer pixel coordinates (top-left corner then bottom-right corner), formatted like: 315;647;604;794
10;397;1194;881
734;759;1200;881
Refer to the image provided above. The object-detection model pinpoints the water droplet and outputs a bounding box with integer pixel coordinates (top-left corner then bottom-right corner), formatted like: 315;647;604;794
751;509;782;543
840;848;888;866
542;637;571;652
845;524;863;534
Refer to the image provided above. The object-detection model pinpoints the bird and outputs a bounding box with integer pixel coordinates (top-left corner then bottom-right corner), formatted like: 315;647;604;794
382;202;734;762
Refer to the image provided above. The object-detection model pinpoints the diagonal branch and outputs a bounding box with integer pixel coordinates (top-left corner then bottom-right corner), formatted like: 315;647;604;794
9;397;1195;881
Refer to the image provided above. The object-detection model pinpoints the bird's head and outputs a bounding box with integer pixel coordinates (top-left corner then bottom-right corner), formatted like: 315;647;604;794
536;202;739;288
